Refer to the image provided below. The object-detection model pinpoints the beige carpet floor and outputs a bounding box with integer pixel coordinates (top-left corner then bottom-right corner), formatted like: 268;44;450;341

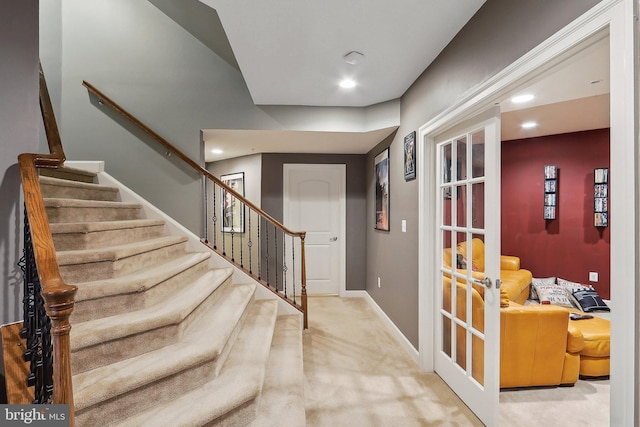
303;296;610;427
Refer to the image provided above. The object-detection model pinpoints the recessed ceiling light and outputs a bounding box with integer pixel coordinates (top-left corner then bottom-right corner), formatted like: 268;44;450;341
339;79;356;89
511;94;535;104
521;121;537;129
210;148;224;154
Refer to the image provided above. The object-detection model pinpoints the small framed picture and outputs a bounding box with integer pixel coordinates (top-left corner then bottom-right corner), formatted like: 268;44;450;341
544;193;556;206
544;179;556;193
594;184;608;198
594;168;608;184
544;206;556;220
595;197;607;212
544;165;557;179
594;212;608;227
403;131;416;181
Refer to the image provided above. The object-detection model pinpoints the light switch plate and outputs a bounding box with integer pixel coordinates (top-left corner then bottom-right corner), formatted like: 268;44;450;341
589;272;599;282
401;220;407;233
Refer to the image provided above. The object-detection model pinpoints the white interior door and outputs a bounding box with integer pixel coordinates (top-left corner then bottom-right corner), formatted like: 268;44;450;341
434;109;501;426
283;164;346;295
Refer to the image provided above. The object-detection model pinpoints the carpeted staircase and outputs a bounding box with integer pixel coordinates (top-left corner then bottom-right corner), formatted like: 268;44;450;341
38;166;305;427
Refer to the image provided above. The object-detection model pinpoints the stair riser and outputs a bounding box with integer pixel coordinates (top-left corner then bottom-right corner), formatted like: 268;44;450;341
39;168;95;183
41;183;119;202
205;399;258;427
59;242;187;284
72;324;179;375
46;205;142;223
71;272;232;374
181;281;252;378
52;224;165;251
71;259;211;324
75;357;221;427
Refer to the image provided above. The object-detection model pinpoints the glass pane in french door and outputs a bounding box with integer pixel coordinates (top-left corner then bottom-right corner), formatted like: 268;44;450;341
439;127;487;385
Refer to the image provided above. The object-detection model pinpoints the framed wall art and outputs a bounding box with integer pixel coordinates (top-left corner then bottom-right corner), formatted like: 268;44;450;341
220;172;245;233
594;167;608;227
404;131;416;181
374;148;390;231
544;164;558;220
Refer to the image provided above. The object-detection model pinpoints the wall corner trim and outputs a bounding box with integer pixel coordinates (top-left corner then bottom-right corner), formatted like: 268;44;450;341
343;290;419;364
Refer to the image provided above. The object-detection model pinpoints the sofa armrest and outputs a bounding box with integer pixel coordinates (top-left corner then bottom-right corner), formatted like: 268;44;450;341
500;305;573;388
500;255;521;271
566;323;585;354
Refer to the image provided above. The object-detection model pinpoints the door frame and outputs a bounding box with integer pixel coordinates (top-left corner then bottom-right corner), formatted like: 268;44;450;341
417;0;637;425
283;163;347;296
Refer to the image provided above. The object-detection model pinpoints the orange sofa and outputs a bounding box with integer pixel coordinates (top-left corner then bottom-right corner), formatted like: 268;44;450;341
442;239;584;388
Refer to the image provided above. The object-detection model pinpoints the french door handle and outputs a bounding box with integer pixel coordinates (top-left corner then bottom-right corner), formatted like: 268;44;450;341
472;277;492;289
329;236;338;242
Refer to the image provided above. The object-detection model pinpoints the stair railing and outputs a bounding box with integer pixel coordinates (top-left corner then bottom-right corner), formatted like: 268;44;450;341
17;64;77;422
81;81;308;328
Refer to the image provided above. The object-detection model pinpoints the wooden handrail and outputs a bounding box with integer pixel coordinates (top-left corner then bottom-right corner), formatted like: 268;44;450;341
82;80;308;328
16;64;77;423
81;81;304;239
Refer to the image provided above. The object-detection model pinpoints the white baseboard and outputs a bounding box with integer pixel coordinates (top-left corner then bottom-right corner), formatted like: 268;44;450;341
343;290;419;364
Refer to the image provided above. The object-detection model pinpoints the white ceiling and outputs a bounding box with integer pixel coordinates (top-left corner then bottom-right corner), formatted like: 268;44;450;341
201;2;610;162
202;0;486;107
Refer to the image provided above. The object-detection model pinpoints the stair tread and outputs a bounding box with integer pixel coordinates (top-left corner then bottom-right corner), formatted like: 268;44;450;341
73;283;258;411
44;198;141;209
110;299;279;427
74;251;211;302
40;166;97;180
39;175;119;192
56;235;188;266
50;218;164;235
252;315;306;427
71;268;234;350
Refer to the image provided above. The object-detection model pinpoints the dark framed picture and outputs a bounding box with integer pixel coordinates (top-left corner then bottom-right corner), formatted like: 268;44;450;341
544;179;556;193
404;131;416;181
594;212;608;227
220;172;245;233
374;148;390;231
544;206;556;220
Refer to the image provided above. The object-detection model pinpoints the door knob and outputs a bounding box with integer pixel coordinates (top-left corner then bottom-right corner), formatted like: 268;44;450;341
472;277;492;288
329;237;338;242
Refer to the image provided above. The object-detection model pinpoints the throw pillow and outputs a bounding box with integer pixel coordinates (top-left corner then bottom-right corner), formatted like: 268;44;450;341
568;288;610;312
531;282;574;308
557;277;591;294
530;277;556;300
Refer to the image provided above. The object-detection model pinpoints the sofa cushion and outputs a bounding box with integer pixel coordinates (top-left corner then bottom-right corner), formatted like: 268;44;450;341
557;278;610;312
531;282;574;308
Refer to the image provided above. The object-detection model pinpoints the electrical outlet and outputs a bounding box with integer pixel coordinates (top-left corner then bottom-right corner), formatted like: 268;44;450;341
589;272;599;282
377;277;381;288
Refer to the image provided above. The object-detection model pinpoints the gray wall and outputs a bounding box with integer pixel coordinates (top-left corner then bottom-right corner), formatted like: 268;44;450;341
365;0;601;348
207;154;262;208
0;0;39;325
261;153;367;291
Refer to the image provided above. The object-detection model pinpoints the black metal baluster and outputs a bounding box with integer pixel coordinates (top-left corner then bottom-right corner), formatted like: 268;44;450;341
283;235;287;298
230;193;235;261
292;237;297;304
257;217;261;280
212;182;218;250
247;210;252;273
239;203;244;268
222;187;226;256
22;213;53;404
274;225;278;292
203;176;208;243
265;222;269;286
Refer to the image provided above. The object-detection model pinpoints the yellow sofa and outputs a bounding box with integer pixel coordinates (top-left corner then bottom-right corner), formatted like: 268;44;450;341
443;238;532;304
442;239;584;388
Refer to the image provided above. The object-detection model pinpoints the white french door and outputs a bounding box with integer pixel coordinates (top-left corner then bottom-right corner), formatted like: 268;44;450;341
434;109;501;426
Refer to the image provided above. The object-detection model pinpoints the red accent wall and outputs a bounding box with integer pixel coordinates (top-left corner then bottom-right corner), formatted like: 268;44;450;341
501;128;610;299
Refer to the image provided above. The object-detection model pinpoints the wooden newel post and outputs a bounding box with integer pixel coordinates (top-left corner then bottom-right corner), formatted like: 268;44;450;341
300;234;308;329
44;287;76;426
